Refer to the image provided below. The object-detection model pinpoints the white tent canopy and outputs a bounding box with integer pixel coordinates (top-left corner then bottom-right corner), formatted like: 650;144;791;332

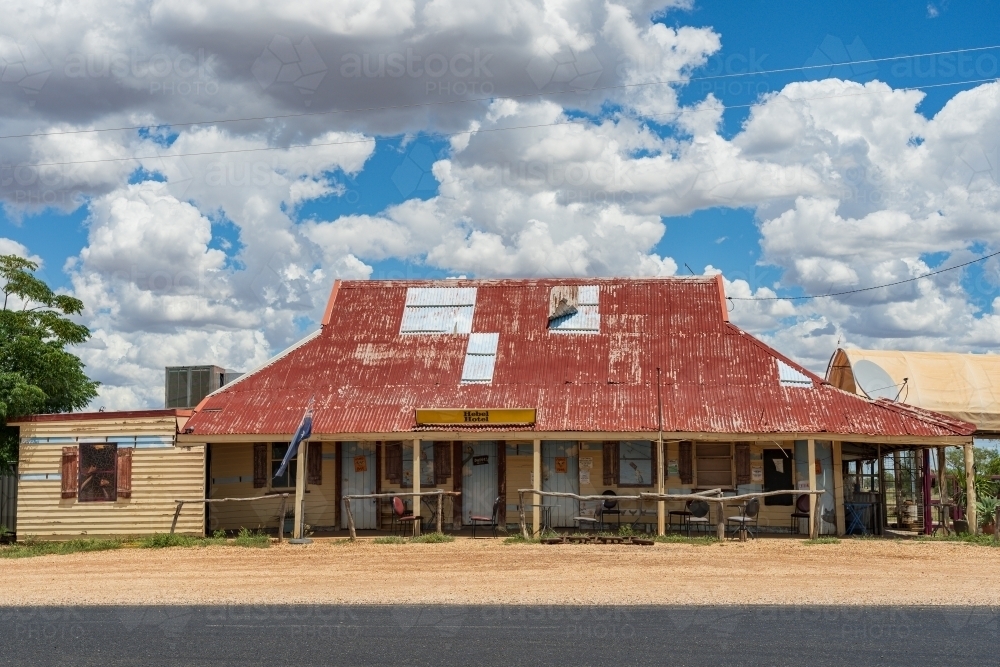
827;348;1000;434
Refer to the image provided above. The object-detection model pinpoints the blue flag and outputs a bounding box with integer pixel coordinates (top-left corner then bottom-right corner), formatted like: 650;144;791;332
274;402;313;479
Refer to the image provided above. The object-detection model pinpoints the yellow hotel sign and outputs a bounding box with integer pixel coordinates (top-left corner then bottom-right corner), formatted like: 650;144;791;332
415;408;536;425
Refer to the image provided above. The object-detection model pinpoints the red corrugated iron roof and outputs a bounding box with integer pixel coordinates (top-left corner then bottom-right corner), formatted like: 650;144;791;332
183;277;975;439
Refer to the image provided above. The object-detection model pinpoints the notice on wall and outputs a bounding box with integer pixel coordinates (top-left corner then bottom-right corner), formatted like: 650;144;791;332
473;455;489;466
667;459;679;477
797;480;810;490
554;457;568;473
773;458;784;474
579;457;593;470
354;455;367;473
751;464;763;483
579;470;591;484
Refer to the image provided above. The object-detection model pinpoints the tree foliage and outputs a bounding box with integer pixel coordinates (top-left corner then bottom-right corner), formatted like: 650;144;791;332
0;255;100;472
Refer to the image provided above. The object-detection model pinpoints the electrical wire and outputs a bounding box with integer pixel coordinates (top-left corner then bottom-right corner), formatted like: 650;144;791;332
728;249;1000;302
10;77;998;169
1;44;998;141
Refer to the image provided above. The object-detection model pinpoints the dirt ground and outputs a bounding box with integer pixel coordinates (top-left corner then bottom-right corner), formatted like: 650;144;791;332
2;538;998;606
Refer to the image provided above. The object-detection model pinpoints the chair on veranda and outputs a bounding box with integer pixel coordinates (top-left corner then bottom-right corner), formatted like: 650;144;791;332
727;497;760;540
470;495;501;538
392;496;419;537
687;499;712;536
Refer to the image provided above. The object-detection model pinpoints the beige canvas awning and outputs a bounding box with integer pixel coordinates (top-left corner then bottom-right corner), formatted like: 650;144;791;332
827;348;1000;434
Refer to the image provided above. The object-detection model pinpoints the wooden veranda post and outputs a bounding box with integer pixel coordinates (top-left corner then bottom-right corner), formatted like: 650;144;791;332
532;439;541;536
807;439;818;539
277;494;287;542
832;441;845;536
964;443;977;534
412;439;421;537
655;367;665;537
293;441;308;540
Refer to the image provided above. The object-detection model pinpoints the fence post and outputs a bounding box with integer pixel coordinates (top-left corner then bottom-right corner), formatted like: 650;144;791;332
519;490;528;539
344;497;357;541
715;499;725;540
277;494;287;543
436;491;443;534
170;501;184;534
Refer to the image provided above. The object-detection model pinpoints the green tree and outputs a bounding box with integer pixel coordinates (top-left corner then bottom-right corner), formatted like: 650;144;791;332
1;255;100;472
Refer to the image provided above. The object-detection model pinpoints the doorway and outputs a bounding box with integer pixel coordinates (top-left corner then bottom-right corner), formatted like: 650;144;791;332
341;442;377;530
461;442;497;525
543;441;579;527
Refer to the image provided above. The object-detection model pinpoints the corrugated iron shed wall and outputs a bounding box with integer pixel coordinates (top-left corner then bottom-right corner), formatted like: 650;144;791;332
16;415;204;539
184;277;974;439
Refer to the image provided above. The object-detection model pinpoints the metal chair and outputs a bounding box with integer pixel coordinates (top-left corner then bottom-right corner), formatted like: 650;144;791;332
727;498;760;540
575;501;604;532
790;494;811;534
669;500;693;533
601;490;621;528
391;496;419;537
687;499;712;536
470;495;501;539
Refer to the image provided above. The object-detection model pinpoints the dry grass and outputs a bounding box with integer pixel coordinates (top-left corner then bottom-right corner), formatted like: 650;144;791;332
2;537;998;606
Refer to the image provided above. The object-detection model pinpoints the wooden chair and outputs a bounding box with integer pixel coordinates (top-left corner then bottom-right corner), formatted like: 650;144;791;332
470;496;501;538
790;494;811;534
391;496;419;537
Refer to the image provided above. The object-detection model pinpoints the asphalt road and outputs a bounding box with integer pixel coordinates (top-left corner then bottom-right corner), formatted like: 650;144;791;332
1;606;996;666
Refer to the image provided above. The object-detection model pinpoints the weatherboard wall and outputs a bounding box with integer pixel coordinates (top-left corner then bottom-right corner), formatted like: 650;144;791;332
14;415;204;540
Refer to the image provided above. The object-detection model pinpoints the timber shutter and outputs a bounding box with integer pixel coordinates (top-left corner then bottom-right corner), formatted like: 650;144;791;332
433;442;451;484
253;443;267;488
386;442;403;484
61;446;79;499
307;442;322;485
603;441;618;485
116;448;133;499
735;443;751;486
679;441;693;485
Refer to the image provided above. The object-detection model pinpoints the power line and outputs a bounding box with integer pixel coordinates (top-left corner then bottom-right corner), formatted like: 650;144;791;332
1;43;998;141
10;76;998;169
728;249;1000;302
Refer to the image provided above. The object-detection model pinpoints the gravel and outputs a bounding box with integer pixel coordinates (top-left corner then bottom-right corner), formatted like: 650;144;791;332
2;538;997;606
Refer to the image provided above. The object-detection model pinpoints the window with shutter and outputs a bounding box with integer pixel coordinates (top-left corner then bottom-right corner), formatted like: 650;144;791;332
116;448;133;499
385;441;403;484
433;441;451;484
618;441;654;487
61;447;79;499
679;441;693;485
253;443;267;488
307;442;322;485
696;443;734;489
602;442;618;485
735;443;751;486
78;443;117;502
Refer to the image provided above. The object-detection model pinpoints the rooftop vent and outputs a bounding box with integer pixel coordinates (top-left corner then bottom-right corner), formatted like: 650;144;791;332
549;285;599;333
165;365;240;408
400;287;476;334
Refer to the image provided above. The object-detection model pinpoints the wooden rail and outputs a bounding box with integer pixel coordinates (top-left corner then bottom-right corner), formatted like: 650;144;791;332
170;494;289;541
516;488;826;540
342;490;458;540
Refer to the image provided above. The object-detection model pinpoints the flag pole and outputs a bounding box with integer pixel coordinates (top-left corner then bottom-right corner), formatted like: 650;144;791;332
291;440;310;542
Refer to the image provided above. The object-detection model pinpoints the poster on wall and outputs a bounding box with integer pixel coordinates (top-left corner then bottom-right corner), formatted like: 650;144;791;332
354;455;367;473
579;470;590;484
473;455;489;466
555;457;568;473
751;464;763;483
667;459;679;477
579;457;593;470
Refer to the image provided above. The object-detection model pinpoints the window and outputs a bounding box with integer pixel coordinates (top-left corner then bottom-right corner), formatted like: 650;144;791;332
618;440;653;487
696;443;733;489
400;287;476;334
401;441;435;488
271;443;297;489
78;443;117;502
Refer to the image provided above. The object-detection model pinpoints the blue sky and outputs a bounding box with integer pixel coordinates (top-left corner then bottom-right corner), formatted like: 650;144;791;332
2;0;999;407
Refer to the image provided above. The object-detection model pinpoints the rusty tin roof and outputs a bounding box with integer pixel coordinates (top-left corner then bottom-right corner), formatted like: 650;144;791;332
183;276;975;439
